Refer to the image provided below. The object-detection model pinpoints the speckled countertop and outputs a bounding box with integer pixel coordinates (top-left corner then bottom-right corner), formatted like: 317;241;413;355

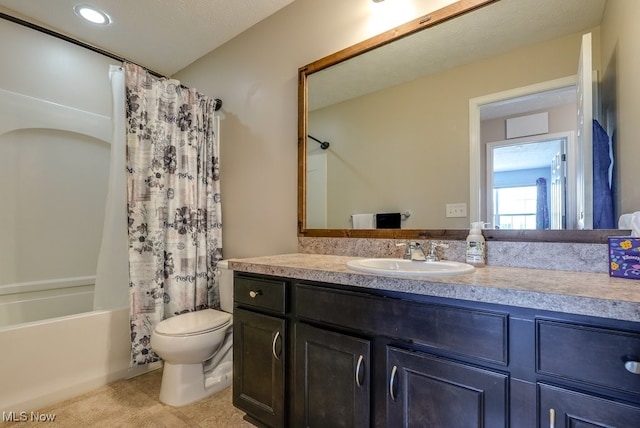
228;253;640;323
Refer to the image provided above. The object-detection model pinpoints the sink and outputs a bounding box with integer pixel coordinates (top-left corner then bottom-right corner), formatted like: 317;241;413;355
346;258;475;277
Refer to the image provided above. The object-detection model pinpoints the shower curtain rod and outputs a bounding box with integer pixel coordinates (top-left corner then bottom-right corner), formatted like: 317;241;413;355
0;11;223;111
307;134;330;150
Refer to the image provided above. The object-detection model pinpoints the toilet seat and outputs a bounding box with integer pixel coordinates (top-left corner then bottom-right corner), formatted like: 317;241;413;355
155;309;231;337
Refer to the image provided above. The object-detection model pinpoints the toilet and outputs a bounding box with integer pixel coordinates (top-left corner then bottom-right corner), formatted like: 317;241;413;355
151;260;234;406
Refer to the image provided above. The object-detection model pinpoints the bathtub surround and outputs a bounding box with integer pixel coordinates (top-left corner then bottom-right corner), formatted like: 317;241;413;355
125;63;223;366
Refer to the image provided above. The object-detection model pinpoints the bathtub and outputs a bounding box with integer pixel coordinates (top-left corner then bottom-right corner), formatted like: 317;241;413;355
0;245;155;412
0;301;158;413
0;277;95;328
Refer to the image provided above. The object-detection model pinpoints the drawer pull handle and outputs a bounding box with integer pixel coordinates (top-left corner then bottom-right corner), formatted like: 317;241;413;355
624;359;640;374
389;365;398;402
272;331;281;360
249;290;262;298
355;355;365;387
549;408;555;428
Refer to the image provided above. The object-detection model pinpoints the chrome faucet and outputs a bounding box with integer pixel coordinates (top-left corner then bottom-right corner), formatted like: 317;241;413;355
397;241;427;261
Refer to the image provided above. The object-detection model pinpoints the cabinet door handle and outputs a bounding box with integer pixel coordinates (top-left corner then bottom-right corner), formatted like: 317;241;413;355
249;289;262;298
389;365;398;402
549;408;555;428
272;331;281;360
355;355;365;387
624;359;640;374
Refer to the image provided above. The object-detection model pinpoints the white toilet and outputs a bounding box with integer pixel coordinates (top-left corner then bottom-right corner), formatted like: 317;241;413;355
151;260;234;406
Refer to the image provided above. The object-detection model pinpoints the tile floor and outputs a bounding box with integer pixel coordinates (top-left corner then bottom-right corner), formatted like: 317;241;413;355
1;369;254;427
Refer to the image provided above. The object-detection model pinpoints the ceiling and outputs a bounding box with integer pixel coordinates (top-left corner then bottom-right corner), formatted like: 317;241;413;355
0;0;295;76
308;0;606;112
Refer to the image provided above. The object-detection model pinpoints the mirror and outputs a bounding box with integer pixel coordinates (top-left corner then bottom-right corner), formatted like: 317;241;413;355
298;0;638;242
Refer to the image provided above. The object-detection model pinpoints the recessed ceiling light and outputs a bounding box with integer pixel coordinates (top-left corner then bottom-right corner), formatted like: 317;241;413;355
74;4;111;25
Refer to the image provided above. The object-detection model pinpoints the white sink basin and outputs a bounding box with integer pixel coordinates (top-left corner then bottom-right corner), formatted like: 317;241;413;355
346;258;475;277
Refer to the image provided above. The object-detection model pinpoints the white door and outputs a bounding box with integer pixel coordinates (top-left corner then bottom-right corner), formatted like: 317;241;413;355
549;143;567;229
306;152;327;228
575;32;593;229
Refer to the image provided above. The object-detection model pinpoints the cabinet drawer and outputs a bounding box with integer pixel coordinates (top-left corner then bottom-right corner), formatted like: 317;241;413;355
537;319;640;396
295;283;508;365
235;276;287;314
538;383;640;428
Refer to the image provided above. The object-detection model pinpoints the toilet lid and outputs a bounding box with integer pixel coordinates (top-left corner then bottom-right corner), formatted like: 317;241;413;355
155;309;231;336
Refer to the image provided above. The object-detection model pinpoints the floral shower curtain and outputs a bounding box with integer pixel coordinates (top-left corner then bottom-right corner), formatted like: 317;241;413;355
125;62;222;366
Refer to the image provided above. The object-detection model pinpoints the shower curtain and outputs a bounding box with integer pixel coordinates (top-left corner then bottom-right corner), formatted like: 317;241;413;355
125;63;222;366
94;65;130;311
536;177;549;230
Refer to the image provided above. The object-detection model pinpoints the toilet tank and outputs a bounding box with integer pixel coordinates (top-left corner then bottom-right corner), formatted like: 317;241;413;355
217;260;233;313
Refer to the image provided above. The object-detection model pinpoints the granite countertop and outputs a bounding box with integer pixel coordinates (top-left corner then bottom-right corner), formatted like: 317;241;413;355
228;253;640;323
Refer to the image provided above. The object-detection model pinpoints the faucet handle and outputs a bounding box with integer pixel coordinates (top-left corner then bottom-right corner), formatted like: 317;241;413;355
425;241;449;261
430;241;449;250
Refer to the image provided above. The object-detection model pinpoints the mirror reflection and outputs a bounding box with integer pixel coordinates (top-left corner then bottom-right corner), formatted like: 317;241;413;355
302;0;638;234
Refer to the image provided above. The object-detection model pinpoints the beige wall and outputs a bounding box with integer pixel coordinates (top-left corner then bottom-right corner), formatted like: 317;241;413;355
309;31;587;229
600;0;640;217
176;0;640;254
174;0;458;257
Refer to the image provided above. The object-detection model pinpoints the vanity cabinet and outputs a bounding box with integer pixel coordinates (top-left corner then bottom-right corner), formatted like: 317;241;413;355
536;319;640;427
386;347;508;427
232;272;640;428
293;323;370;427
233;275;289;428
538;383;640;427
292;281;510;427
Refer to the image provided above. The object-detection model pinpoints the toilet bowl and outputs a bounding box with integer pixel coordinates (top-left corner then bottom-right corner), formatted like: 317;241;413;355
151;260;234;406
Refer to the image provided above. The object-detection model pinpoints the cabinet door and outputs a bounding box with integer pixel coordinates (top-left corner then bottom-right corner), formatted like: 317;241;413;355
387;347;508;428
233;308;286;428
539;383;640;428
294;322;370;428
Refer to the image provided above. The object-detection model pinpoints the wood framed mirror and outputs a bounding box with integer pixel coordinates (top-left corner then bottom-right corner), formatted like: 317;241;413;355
298;0;636;243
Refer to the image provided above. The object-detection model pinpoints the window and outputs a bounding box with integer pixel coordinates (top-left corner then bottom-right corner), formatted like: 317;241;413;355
493;186;537;229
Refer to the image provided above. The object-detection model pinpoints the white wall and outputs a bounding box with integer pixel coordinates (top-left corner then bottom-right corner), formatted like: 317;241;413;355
174;0;457;257
0;18;118;287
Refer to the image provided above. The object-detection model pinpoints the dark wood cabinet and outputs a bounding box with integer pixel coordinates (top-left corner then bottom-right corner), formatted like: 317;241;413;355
293;322;370;428
232;275;289;428
232;272;640;428
233;308;286;428
386;347;508;427
539;383;640;428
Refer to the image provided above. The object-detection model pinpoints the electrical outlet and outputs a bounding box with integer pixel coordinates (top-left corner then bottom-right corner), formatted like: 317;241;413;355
446;203;467;218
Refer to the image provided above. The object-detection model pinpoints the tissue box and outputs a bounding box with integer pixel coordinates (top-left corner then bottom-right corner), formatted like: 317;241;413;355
608;237;640;280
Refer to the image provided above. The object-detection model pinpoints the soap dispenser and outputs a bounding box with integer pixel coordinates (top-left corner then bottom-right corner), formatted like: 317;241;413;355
466;222;486;266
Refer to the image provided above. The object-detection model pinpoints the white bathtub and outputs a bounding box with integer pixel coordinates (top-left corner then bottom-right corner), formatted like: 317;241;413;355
0;278;159;412
0;306;160;413
0;277;95;328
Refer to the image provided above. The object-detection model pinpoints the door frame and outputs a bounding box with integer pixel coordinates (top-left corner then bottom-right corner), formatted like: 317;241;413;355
485;132;574;229
469;75;578;223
